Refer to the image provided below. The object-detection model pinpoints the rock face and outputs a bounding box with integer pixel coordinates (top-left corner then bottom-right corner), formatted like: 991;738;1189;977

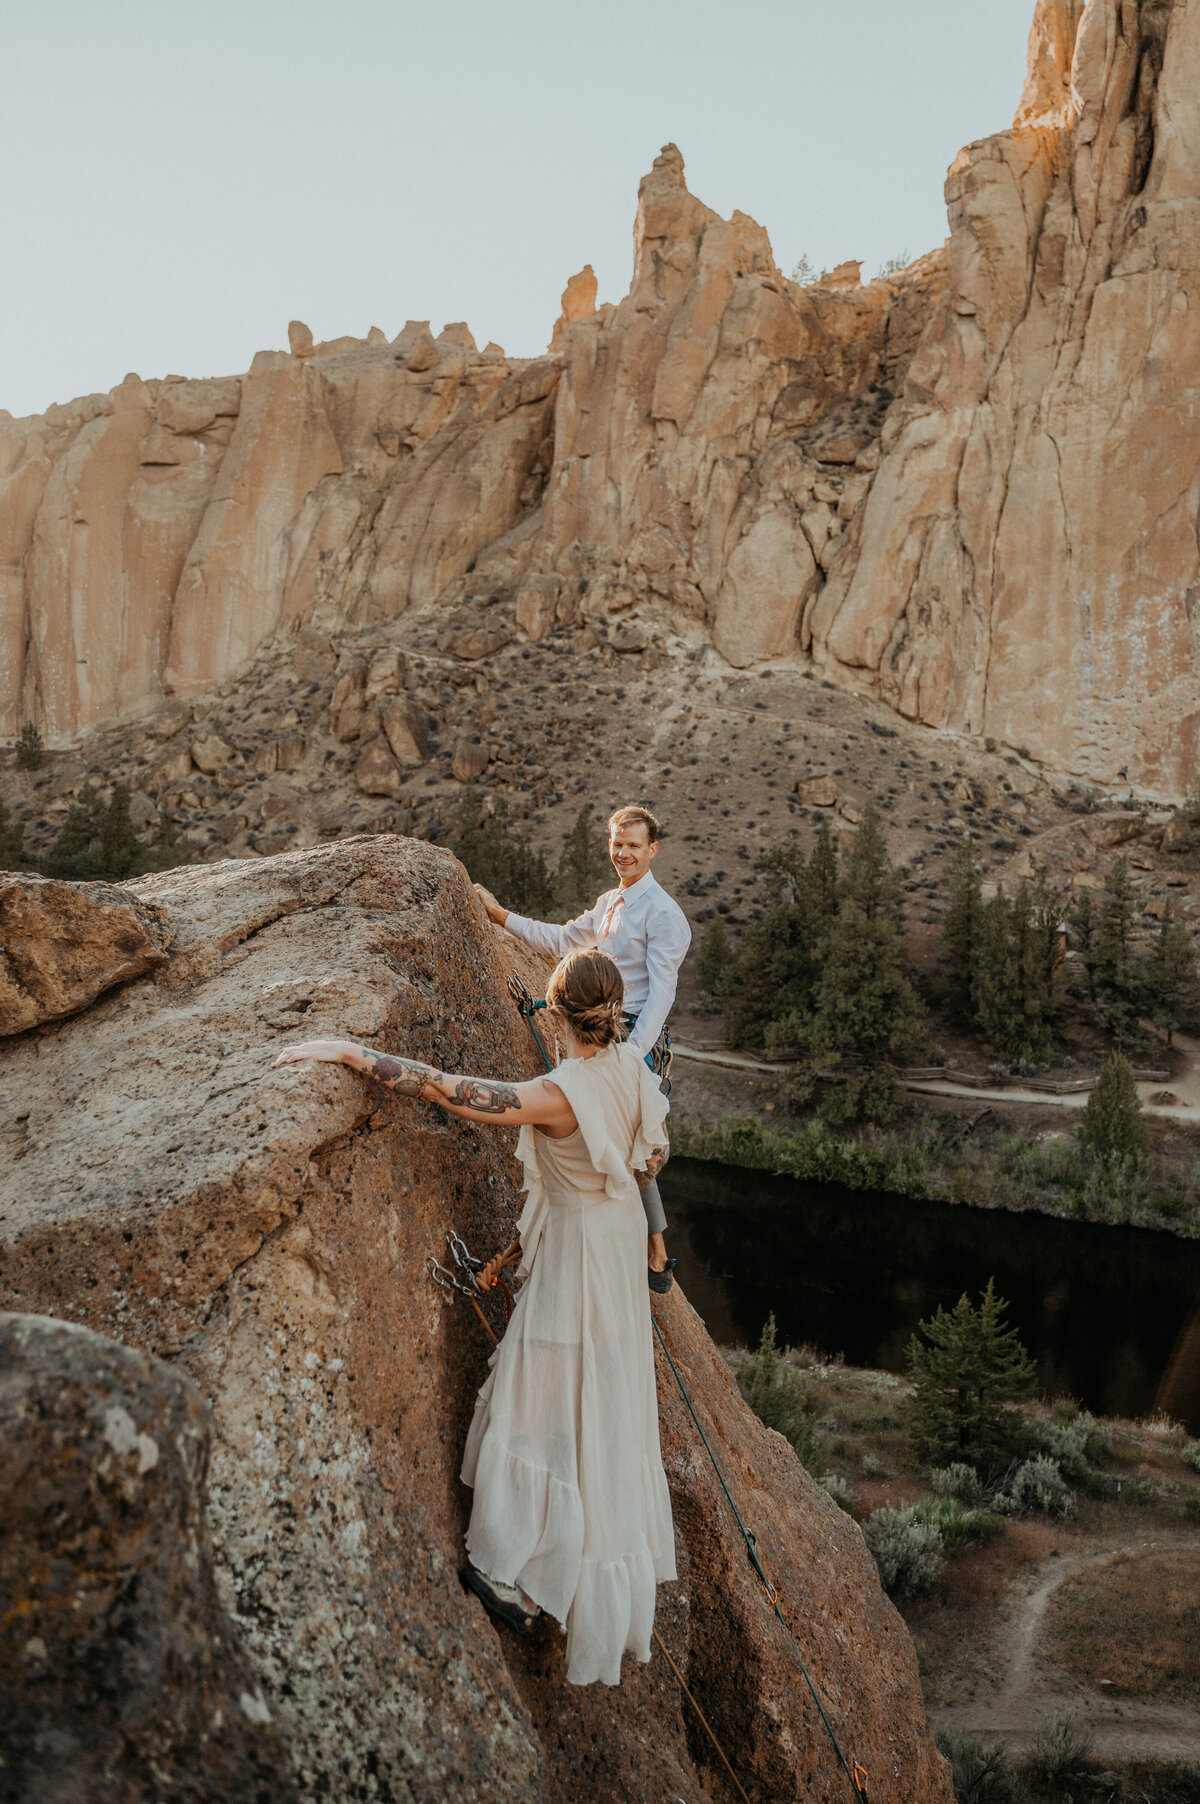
0;1312;296;1803
0;874;173;1037
8;0;1194;793
0;838;950;1802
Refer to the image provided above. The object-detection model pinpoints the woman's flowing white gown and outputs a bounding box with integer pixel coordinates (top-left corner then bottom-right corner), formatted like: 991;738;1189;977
460;1040;677;1685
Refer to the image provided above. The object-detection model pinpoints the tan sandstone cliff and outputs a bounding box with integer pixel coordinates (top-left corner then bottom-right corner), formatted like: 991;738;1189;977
0;840;952;1802
4;0;1198;793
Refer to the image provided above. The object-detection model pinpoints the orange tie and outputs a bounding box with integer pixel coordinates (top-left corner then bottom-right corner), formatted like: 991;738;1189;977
599;893;625;939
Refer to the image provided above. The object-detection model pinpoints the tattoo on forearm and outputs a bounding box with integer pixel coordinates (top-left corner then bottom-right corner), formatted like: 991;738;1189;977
362;1052;444;1097
451;1077;521;1115
642;1145;669;1182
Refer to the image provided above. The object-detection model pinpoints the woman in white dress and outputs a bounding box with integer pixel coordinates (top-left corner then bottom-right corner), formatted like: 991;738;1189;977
273;948;676;1686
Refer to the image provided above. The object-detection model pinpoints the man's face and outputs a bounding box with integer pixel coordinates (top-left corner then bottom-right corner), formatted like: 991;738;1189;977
609;821;657;887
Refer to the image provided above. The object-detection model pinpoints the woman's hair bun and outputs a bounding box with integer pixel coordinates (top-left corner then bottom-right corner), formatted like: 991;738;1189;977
545;950;626;1048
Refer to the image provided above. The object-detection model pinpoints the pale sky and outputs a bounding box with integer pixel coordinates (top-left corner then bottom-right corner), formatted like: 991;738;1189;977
2;0;1037;420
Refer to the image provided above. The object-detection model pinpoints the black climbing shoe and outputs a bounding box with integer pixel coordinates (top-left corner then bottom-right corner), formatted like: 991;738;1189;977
460;1565;539;1636
648;1258;677;1295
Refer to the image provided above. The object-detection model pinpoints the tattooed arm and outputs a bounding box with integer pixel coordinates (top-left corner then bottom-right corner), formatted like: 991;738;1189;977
633;1140;669;1190
271;1040;578;1133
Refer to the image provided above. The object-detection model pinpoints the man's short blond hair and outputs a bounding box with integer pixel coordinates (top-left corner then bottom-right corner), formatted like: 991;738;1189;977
608;804;660;844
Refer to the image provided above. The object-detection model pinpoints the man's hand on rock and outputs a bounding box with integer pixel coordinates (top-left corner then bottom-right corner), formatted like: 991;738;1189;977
474;884;509;926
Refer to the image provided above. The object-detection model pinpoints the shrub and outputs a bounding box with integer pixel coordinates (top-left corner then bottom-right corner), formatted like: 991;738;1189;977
862;1506;945;1597
0;794;24;870
816;1473;853;1511
1024;1708;1092;1789
732;1314;819;1470
1182;1441;1200;1475
1079;1051;1150;1166
994;1455;1075;1518
934;1729;1014;1804
930;1462;983;1506
1028;1411;1109;1481
911;1495;999;1550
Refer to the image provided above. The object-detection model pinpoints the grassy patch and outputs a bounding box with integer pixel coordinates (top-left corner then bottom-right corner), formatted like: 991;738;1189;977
1044;1551;1200;1699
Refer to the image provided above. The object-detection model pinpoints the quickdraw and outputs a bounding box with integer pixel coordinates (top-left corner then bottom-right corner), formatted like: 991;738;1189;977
427;1230;518;1347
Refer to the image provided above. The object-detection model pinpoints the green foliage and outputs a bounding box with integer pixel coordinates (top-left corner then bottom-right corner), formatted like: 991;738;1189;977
941;836;983;1025
793;806;926;1125
1079;1052;1150;1167
816;1473;853;1511
1075;856;1141;1045
910;1494;1000;1549
994;1454;1075;1518
969;870;1064;1063
934;1730;1014;1804
1025;1709;1092;1790
450;785;554;917
906;1280;1036;1476
554;803;610;917
695;917;733;1000
1142;907;1200;1045
930;1462;983;1506
731;1314;819;1470
136;802;193;875
1181;1440;1200;1475
716;828;838;1050
1027;1410;1109;1481
861;1505;945;1597
0;794;25;870
15;722;44;771
43;781;147;882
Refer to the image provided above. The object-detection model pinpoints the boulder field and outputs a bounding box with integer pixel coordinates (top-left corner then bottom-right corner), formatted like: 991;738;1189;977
0;838;952;1802
4;0;1200;793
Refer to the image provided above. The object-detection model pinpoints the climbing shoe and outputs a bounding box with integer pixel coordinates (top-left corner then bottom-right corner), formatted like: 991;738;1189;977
648;1257;677;1295
460;1565;540;1636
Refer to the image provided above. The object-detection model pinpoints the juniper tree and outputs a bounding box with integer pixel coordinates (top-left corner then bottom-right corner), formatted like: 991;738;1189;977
1086;856;1141;1046
1079;1052;1150;1167
1142;908;1199;1046
16;722;43;771
99;783;141;880
555;804;610;917
789;804;925;1124
695;917;732;1000
718;833;837;1049
940;835;983;1024
0;795;24;870
451;786;554;917
973;883;1057;1063
44;785;107;879
906;1279;1036;1475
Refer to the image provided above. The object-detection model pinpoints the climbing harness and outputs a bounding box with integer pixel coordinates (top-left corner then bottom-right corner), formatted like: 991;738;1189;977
507;985;872;1803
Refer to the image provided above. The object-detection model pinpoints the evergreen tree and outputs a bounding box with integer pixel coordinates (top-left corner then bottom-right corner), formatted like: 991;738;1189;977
1072;890;1098;1003
1079;1052;1150;1167
451;786;554;917
973;884;1056;1062
554;803;610;917
0;794;24;870
99;782;141;880
1142;908;1199;1046
695;917;732;1000
940;836;983;1024
790;804;926;1124
1091;856;1141;1046
44;784;107;879
16;722;43;771
137;803;191;875
717;833;837;1049
906;1279;1037;1474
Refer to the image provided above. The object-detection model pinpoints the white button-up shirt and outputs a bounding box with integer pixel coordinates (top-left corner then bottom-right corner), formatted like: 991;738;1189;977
506;870;692;1053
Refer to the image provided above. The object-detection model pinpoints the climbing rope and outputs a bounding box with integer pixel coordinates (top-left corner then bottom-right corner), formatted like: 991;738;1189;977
507;984;871;1803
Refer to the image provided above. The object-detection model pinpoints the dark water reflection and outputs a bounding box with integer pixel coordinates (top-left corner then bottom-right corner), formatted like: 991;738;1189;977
661;1158;1200;1432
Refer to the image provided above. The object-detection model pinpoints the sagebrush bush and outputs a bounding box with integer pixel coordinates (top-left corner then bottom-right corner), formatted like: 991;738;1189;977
1028;1410;1109;1480
1182;1440;1200;1475
994;1454;1075;1518
862;1506;945;1597
934;1729;1014;1804
911;1495;999;1550
930;1462;983;1505
816;1473;853;1511
1025;1708;1092;1788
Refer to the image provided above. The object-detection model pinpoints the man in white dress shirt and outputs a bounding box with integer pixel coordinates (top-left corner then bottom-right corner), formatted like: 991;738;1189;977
474;804;691;1287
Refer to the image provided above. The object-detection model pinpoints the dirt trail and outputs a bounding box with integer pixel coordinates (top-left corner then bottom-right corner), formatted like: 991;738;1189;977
929;1535;1200;1758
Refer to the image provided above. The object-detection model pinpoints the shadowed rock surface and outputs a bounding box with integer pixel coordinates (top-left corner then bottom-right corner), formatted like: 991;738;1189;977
0;1312;295;1803
0;838;951;1802
0;874;173;1036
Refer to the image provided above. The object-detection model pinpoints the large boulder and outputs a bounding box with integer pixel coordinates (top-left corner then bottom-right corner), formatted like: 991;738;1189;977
0;874;173;1037
0;1312;295;1803
0;838;951;1801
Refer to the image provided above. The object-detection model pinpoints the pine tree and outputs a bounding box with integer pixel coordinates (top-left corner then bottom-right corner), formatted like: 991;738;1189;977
451;786;554;917
906;1279;1037;1474
1072;890;1098;1002
793;804;926;1124
15;722;43;771
1079;1052;1150;1167
0;794;24;870
805;819;840;920
695;918;732;1000
1091;856;1141;1046
941;835;983;1024
44;784;107;879
1142;909;1199;1047
100;782;141;880
718;833;837;1049
554;803;610;917
973;888;1019;1057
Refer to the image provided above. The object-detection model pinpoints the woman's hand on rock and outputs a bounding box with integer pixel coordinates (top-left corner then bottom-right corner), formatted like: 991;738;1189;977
272;1039;363;1071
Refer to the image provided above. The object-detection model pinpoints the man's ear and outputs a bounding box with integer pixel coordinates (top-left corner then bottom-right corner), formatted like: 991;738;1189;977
648;841;659;860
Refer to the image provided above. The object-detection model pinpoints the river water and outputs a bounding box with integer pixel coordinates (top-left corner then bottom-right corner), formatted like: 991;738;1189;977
661;1157;1200;1432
